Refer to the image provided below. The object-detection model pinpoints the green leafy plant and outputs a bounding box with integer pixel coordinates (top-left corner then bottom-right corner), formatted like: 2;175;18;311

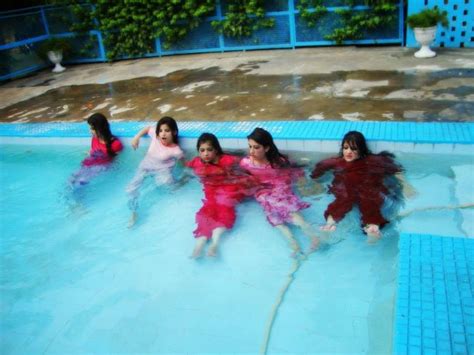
324;0;399;45
49;0;215;60
211;0;274;39
407;7;449;29
296;0;327;28
36;37;74;60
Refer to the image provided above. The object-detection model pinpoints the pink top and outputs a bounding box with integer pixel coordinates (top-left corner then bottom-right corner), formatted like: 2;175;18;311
139;127;184;170
239;156;309;226
239;157;303;188
82;136;123;166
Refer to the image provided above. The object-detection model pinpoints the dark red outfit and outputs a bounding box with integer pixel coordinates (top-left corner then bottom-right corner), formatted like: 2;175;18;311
186;155;253;239
310;154;401;228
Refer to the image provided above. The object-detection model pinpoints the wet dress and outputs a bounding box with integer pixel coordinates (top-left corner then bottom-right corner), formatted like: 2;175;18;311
71;136;123;186
186;155;252;239
310;153;401;228
240;157;310;226
126;127;184;210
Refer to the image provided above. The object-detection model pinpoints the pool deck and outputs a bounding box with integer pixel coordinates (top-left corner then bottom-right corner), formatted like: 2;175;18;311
1;47;473;123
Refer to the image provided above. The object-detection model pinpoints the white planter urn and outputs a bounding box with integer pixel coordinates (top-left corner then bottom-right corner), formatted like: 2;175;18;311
413;26;438;58
47;50;66;72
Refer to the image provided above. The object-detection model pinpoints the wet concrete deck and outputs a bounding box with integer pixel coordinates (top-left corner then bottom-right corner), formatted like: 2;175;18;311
1;47;473;123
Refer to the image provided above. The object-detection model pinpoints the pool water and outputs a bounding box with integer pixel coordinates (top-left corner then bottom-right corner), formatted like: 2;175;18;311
0;143;472;354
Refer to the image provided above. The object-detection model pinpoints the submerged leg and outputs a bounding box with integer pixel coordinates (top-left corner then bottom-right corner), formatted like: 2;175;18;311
275;224;301;258
290;212;320;251
207;227;226;257
191;236;208;259
128;211;138;229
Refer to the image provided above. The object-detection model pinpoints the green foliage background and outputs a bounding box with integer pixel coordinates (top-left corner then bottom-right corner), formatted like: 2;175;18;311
47;0;402;60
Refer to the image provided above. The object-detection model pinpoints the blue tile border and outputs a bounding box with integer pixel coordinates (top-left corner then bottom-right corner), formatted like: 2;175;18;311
0;121;473;144
394;233;474;355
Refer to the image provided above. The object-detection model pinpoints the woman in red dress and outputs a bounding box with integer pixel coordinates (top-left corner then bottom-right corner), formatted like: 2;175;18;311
186;133;253;258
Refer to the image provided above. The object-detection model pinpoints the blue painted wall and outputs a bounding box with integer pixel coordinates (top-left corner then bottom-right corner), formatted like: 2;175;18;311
406;0;474;48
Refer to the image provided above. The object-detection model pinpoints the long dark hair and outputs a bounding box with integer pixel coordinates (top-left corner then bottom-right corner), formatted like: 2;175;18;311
156;116;179;144
87;113;117;157
247;127;289;168
196;133;224;156
339;131;371;160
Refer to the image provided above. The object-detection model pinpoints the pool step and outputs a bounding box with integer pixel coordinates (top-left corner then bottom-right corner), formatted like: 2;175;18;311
394;233;474;355
452;165;474;237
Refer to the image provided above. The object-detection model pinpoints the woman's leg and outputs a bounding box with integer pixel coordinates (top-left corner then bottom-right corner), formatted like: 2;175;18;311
191;236;208;259
207;227;226;257
359;193;386;242
126;169;146;227
290;212;320;251
322;194;354;231
275;224;301;257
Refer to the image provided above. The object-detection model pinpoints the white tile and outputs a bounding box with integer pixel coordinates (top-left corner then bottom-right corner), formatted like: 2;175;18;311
287;139;304;151
236;138;248;149
393;142;415;153
0;137;89;145
375;141;396;153
219;138;239;150
431;143;454;154
180;138;197;150
319;140;339;153
274;139;288;150
302;140;321;152
452;144;474;155
412;143;434;154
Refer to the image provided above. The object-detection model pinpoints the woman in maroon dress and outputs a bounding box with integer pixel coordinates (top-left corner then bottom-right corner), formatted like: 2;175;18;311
311;131;403;242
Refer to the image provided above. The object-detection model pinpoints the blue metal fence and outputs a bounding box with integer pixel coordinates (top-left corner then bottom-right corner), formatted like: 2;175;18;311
406;0;474;48
1;0;405;81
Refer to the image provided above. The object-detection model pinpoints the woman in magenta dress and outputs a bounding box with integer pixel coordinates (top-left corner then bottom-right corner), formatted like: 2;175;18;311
186;133;253;258
70;113;123;188
240;128;320;256
310;130;403;242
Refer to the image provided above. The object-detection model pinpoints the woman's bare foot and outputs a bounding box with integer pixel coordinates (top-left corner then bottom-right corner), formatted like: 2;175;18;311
364;224;382;243
191;237;207;259
320;216;336;232
207;243;218;257
320;223;336;232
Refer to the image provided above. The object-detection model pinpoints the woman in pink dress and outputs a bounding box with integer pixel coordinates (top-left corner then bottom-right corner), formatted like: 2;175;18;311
240;128;320;256
186;133;253;258
127;116;184;226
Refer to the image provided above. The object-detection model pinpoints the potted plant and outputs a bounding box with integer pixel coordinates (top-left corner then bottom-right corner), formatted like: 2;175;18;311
36;37;73;72
407;7;449;58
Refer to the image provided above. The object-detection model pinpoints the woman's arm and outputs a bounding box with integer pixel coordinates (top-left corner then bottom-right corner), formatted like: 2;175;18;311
310;158;336;179
131;126;151;150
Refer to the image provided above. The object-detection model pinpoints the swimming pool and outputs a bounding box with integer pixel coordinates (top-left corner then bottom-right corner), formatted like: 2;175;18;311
0;121;473;354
